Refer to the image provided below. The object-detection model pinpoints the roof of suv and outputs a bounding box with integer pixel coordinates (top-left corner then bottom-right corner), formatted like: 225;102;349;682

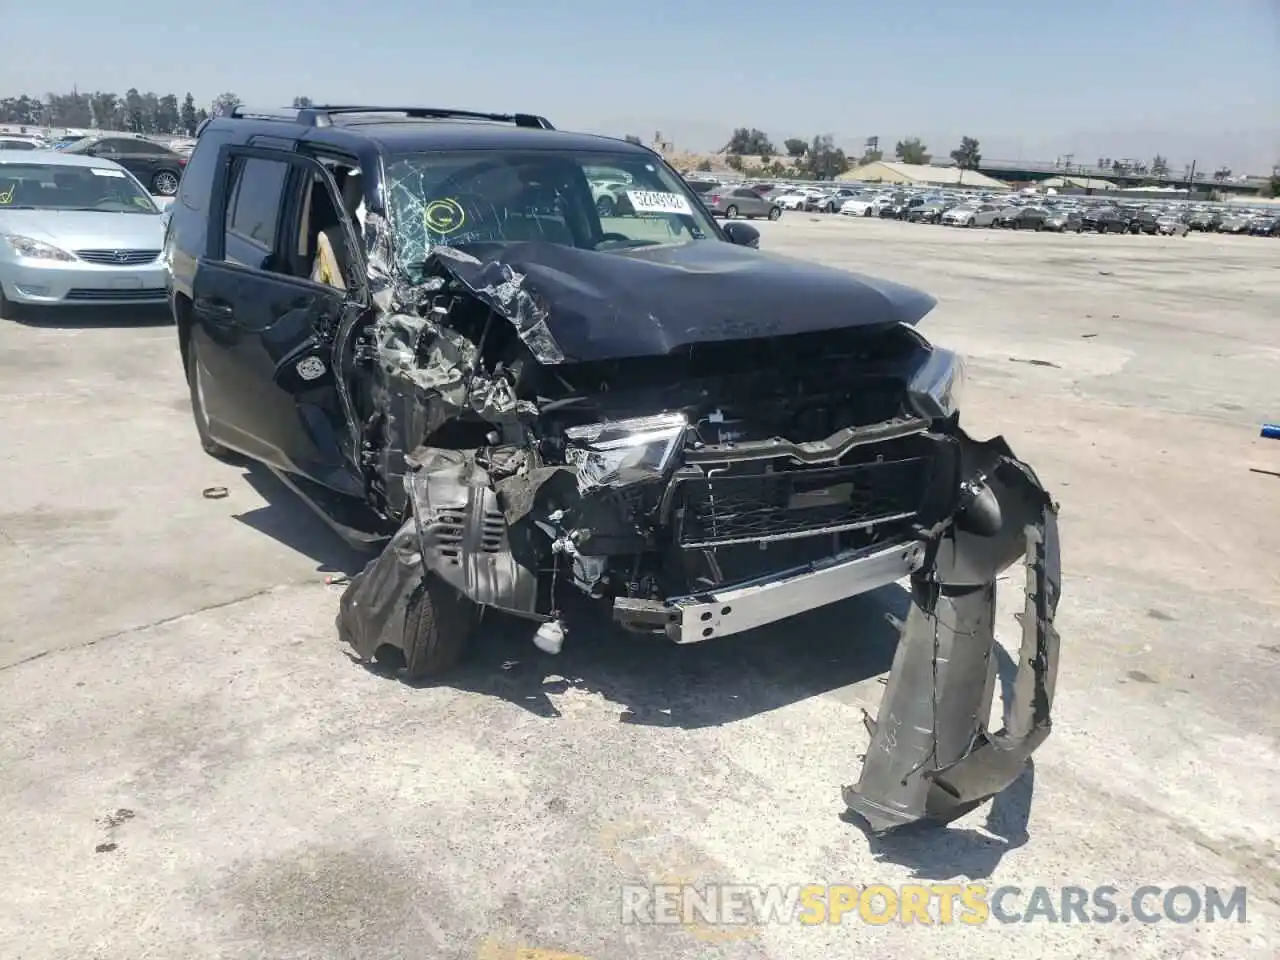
208;111;653;157
339;121;650;155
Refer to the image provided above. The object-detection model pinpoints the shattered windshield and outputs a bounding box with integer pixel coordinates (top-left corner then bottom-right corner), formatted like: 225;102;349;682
383;149;718;278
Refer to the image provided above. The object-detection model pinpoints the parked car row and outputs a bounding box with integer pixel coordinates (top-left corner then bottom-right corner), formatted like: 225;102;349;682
829;188;1278;239
682;172;1279;239
0;131;192;195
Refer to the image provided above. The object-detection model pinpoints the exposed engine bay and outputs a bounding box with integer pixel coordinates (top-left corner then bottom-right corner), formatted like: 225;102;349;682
334;229;1061;833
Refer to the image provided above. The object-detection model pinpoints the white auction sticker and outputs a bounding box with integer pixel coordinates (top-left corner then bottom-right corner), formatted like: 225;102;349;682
90;167;126;177
626;190;692;216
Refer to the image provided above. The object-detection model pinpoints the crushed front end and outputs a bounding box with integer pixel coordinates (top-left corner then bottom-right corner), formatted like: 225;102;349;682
335;237;1061;832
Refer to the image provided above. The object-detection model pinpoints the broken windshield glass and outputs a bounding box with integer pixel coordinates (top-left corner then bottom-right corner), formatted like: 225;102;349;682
382;149;715;278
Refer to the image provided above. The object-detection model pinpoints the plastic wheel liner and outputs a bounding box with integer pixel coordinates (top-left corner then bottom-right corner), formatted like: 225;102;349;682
843;438;1061;833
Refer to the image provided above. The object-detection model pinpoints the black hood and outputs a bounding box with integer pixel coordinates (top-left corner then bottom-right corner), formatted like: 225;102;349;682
429;239;937;364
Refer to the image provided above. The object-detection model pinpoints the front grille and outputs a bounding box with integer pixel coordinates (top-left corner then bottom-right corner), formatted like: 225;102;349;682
74;249;160;265
674;457;933;549
64;288;167;301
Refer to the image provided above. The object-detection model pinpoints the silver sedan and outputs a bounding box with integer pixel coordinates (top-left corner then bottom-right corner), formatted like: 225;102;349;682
701;186;782;220
0;150;169;317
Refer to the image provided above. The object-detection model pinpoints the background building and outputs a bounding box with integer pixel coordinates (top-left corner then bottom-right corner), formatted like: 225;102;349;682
838;161;1009;190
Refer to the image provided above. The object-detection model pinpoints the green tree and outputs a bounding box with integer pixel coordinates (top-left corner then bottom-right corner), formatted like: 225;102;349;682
949;136;981;171
858;148;883;165
724;127;775;156
89;91;117;129
180;93;197;134
784;137;808;158
123;88;146;132
624;134;642;145
1266;163;1280;198
154;94;179;134
695;158;713;172
894;137;930;164
291;96;314;108
211;92;241;118
1150;155;1169;177
726;154;744;171
797;135;849;180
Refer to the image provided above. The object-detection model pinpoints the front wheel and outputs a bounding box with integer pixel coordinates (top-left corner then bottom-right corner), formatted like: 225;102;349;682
595;196;615;217
768;206;781;221
724;205;738;219
152;170;180;196
186;337;235;460
403;574;479;680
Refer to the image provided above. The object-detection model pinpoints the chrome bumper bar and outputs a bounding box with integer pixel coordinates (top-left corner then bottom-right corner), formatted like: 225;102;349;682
612;540;927;644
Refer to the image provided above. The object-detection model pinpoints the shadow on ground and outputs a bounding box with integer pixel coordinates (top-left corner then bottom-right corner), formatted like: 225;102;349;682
234;463;1040;861
374;585;909;730
6;303;172;328
231;462;372;575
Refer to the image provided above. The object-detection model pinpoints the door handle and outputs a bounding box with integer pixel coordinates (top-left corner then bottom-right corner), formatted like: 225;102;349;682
194;298;234;321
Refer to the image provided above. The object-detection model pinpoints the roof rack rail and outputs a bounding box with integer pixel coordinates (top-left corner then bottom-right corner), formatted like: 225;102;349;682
226;104;554;130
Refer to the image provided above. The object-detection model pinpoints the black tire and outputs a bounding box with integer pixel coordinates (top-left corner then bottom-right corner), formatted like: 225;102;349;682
768;206;781;221
0;284;11;320
724;205;738;219
186;337;236;460
1098;223;1108;235
152;169;180;197
595;195;615;217
403;574;478;680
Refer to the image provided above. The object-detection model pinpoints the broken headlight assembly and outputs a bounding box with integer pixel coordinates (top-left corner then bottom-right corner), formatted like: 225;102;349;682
563;412;688;492
907;346;967;419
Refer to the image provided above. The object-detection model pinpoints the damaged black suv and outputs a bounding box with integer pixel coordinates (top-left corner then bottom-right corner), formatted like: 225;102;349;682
165;105;1062;832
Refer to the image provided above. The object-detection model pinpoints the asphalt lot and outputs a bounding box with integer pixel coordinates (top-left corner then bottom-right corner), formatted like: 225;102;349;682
1;219;1278;959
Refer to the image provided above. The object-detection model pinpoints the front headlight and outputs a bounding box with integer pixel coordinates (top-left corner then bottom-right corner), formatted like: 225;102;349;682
908;347;966;419
4;235;76;262
564;412;687;493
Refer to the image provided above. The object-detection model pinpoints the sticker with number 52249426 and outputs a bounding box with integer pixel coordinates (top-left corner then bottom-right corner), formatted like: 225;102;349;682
625;190;692;215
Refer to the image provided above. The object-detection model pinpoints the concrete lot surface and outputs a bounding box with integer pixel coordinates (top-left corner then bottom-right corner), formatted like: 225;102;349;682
1;220;1278;958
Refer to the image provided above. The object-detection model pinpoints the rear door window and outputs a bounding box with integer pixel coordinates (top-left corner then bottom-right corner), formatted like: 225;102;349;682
225;156;287;249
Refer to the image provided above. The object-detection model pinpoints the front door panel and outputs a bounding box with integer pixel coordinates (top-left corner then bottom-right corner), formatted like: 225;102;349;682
191;259;359;494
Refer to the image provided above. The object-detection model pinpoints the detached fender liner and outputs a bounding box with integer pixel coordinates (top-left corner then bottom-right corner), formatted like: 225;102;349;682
843;436;1061;832
337;447;541;661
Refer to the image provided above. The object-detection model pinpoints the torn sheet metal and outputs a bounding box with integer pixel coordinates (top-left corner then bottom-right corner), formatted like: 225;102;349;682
843;437;1061;833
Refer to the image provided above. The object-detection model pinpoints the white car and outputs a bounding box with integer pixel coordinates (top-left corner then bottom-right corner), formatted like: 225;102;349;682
774;192;809;210
0;136;46;152
0;151;169;316
840;197;883;217
941;204;981;226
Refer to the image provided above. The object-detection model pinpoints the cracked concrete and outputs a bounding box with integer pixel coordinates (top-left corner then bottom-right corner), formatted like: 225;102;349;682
1;222;1278;959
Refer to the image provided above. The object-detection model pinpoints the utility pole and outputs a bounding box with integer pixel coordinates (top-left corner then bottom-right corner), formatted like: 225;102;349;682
1185;159;1196;198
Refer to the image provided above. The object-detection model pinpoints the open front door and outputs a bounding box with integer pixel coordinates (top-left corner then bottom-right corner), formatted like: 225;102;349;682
189;145;367;497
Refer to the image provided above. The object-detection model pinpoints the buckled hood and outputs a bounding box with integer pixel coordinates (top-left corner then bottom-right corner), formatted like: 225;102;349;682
431;239;938;364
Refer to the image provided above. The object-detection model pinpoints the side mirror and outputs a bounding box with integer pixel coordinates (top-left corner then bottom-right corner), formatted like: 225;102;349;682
722;221;760;248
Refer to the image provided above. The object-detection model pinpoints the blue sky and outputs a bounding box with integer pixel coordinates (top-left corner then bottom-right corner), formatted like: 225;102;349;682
2;0;1277;171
